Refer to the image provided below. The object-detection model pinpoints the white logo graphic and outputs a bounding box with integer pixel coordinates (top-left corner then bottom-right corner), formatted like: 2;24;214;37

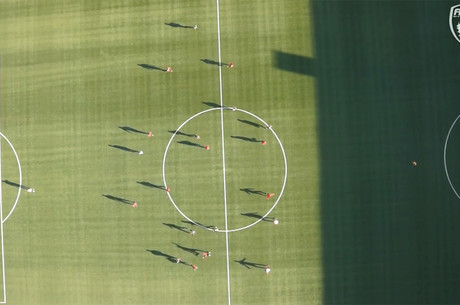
449;4;460;43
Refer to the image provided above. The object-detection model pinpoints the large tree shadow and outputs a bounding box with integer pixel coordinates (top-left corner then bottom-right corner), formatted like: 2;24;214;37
234;257;266;269
2;179;29;190
312;1;460;304
163;223;190;234
241;212;272;222
137;64;167;72
137;181;166;190
237;119;266;129
240;188;267;196
119;126;148;135
102;194;133;205
108;144;141;154
165;22;193;29
177;140;204;149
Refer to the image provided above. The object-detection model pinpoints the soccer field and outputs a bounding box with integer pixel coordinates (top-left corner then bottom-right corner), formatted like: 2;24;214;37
1;0;460;304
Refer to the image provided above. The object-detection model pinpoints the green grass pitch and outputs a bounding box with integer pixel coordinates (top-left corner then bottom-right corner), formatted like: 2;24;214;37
0;0;319;304
2;0;460;304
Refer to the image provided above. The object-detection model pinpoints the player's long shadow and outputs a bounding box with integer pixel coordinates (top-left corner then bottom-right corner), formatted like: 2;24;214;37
182;220;217;230
203;101;223;108
237;119;266;129
2;179;29;190
102;194;133;205
241;212;272;222
169;130;196;138
146;249;184;264
108;144;140;154
137;181;166;190
200;58;226;66
119;126;148;135
231;135;262;143
234;258;267;269
173;242;206;256
177;140;204;148
240;188;267;196
137;63;167;72
163;223;190;234
165;22;193;29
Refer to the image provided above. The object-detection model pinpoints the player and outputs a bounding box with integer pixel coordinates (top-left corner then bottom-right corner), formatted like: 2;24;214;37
192;264;198;271
138;150;144;155
265;265;271;275
190;229;196;236
195;134;200;140
27;188;35;193
273;217;279;225
166;67;173;72
176;257;181;264
148;131;153;138
194;25;198;30
228;62;234;68
205;145;210;150
202;252;208;259
261;140;267;145
132;202;138;208
266;193;274;199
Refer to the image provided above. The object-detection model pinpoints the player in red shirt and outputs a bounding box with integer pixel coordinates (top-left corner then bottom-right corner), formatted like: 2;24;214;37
192;264;198;271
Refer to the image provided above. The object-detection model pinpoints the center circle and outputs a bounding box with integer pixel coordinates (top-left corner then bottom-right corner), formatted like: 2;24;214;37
162;107;287;233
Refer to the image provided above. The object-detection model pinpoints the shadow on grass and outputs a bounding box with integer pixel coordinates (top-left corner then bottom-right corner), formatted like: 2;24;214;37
230;135;261;143
108;144;140;154
146;249;186;264
200;59;225;66
137;64;167;72
177;140;204;148
119;126;148;135
203;101;223;108
312;1;460;303
137;181;165;190
102;194;133;205
163;223;190;234
164;22;193;29
272;50;315;76
240;188;266;196
168;130;196;138
173;242;206;256
234;257;266;269
2;179;29;190
241;212;272;222
237;119;266;129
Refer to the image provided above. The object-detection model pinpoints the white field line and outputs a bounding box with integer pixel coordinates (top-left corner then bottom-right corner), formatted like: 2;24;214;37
215;1;232;305
0;55;6;304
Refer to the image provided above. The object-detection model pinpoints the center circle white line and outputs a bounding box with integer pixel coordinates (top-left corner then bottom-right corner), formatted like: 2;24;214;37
0;132;22;224
444;114;460;200
161;107;288;232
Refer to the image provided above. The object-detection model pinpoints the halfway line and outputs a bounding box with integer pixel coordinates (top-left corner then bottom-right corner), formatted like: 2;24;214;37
215;1;232;305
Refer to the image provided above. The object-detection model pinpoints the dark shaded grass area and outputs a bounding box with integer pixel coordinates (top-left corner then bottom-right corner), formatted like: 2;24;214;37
313;1;460;304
